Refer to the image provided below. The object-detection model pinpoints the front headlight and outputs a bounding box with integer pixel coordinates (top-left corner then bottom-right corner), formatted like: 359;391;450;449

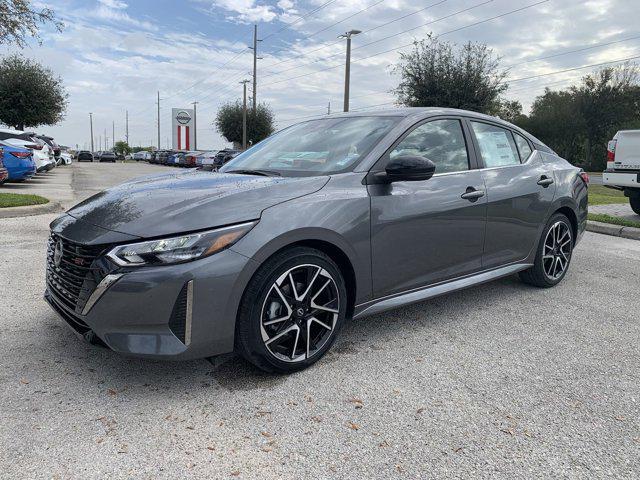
106;221;257;267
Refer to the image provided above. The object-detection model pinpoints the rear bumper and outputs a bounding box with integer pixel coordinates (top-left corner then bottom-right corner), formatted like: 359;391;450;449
603;171;640;189
45;248;257;360
7;165;36;180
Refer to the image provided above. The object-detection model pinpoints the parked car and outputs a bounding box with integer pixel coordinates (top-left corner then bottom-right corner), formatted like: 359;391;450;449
603;130;640;214
156;150;174;165
100;151;117;163
211;149;241;170
0;141;36;181
197;151;219;170
0;150;8;184
45;108;588;373
183;151;201;168
77;151;94;162
0;128;55;172
133;151;152;162
60;151;73;165
167;151;184;166
36;135;61;164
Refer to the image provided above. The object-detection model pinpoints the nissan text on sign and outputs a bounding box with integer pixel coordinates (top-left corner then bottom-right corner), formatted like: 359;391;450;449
172;108;195;150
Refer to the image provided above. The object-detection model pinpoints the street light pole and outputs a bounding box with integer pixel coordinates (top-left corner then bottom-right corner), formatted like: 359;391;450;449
240;80;250;150
338;29;361;112
191;101;199;150
89;113;94;152
157;91;161;151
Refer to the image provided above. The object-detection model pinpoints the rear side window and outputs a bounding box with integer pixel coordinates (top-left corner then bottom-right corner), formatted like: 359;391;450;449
390;119;470;174
471;122;520;167
513;132;533;161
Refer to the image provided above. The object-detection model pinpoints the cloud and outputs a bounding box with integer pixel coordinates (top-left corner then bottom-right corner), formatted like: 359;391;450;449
89;1;157;31
208;0;278;23
98;0;128;9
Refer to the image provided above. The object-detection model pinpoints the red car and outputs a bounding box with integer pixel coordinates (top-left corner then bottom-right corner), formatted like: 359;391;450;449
0;148;9;184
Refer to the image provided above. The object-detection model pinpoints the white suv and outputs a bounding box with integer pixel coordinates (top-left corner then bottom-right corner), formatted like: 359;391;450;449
603;130;640;214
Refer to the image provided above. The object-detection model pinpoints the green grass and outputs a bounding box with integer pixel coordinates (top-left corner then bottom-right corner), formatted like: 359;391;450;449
588;213;640;229
0;192;49;208
588;184;626;206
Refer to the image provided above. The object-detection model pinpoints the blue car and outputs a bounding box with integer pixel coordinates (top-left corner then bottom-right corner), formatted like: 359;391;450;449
0;142;36;181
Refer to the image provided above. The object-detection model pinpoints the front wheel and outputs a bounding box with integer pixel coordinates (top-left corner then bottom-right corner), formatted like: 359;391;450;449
519;213;574;288
235;247;347;373
630;196;640;215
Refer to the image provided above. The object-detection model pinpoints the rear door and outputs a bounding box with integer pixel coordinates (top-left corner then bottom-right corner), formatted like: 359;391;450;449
369;117;487;297
467;120;555;269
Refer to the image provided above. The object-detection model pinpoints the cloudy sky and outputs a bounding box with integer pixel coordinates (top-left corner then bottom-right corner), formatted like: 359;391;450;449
2;0;638;149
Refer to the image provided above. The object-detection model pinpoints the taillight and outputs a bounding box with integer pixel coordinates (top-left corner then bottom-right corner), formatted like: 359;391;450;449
26;144;43;150
607;139;617;163
10;151;31;158
579;171;589;185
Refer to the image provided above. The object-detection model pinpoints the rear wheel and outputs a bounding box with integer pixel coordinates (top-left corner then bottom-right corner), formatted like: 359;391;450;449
630;196;640;215
519;213;574;288
235;247;347;373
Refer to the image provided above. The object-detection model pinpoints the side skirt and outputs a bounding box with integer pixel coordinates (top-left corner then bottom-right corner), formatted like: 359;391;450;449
353;263;532;319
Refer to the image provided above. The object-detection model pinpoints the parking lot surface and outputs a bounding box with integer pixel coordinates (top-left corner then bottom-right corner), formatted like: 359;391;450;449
1;163;639;479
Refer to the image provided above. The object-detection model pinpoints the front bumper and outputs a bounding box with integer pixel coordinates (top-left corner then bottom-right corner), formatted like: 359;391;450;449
45;248;257;360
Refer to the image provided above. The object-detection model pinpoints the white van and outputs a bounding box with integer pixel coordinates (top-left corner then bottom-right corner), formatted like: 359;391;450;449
603;130;640;214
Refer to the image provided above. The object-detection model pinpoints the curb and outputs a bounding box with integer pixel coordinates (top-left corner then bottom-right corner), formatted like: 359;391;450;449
586;220;640;241
0;201;62;219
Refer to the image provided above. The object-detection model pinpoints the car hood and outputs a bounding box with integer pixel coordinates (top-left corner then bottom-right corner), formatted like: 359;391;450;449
65;170;329;239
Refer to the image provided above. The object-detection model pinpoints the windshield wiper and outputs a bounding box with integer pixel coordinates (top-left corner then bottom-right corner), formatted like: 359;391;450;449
225;169;281;177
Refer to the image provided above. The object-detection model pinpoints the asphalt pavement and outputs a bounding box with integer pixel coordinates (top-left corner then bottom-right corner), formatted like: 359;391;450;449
0;163;639;479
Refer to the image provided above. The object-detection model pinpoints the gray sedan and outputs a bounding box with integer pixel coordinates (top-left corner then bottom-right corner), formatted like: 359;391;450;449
45;108;588;373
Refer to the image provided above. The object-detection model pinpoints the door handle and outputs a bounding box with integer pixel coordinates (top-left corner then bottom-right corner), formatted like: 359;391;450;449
537;175;554;187
461;187;485;201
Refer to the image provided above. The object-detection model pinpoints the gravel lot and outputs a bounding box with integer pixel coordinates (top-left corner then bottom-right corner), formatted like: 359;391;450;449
1;163;639;479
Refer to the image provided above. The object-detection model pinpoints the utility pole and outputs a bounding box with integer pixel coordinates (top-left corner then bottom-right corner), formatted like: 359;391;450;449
240;80;250;150
104;128;108;150
249;24;262;113
338;30;361;112
125;110;129;145
89;113;94;152
99;135;102;151
191;101;199;150
327;101;331;115
156;91;161;151
112;120;115;149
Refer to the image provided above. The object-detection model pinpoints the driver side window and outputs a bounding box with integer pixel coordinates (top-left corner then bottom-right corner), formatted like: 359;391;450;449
389;119;470;174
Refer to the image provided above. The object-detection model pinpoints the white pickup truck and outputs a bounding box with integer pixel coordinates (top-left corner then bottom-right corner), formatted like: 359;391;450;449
603;130;640;215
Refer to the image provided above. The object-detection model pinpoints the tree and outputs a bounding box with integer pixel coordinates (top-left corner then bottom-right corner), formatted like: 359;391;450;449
215;101;275;146
0;0;64;48
518;63;640;170
0;55;68;130
114;141;132;156
393;37;509;114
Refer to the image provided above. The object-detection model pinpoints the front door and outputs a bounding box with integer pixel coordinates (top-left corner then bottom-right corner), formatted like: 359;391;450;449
369;118;487;298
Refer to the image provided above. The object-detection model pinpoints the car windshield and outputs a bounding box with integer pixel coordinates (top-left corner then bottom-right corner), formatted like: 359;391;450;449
220;116;400;176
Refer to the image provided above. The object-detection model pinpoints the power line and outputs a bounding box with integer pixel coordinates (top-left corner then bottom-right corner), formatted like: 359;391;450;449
261;0;340;42
504;33;640;68
263;0;487;79
262;0;546;88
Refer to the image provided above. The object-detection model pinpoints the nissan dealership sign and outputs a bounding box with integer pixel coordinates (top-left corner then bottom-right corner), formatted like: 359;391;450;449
172;108;195;150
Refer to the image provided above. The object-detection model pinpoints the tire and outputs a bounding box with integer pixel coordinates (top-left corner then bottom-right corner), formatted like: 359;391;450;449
519;213;574;288
235;247;347;373
630;196;640;215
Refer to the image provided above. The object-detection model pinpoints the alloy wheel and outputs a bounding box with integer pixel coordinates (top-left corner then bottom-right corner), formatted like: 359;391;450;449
260;264;340;363
542;221;572;280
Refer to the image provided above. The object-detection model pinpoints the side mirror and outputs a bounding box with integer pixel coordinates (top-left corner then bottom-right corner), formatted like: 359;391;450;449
383;155;436;182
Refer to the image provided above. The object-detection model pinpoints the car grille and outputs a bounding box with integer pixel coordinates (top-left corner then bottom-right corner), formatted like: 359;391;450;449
46;233;109;314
